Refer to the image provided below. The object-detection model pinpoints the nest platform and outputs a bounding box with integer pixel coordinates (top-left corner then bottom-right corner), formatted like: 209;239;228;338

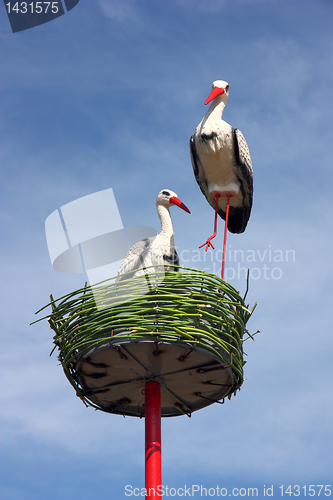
35;267;256;418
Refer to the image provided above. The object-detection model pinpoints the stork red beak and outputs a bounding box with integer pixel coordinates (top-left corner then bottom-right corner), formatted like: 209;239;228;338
169;196;191;214
205;87;225;105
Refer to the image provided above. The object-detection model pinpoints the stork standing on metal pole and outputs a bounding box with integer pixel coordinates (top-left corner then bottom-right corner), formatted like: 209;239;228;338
190;80;253;279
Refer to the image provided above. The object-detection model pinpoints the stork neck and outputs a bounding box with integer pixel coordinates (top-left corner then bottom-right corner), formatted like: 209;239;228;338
157;204;174;237
206;97;226;121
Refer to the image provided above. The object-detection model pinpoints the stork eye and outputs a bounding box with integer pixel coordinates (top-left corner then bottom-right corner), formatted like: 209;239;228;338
226;85;229;92
162;190;170;196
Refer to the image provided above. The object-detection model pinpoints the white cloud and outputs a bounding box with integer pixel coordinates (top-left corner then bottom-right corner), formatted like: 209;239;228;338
98;0;140;22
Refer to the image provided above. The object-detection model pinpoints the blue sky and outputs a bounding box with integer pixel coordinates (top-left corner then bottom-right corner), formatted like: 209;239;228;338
1;0;333;499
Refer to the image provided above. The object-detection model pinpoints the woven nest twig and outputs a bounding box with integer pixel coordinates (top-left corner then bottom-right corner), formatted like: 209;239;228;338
33;266;257;412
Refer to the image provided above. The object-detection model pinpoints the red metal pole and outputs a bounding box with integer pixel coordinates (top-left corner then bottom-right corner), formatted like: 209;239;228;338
145;380;161;499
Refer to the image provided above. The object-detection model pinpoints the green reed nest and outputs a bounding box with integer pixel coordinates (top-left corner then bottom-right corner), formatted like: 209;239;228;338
34;266;257;412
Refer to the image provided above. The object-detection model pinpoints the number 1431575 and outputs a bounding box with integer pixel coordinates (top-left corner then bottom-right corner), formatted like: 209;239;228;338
5;2;60;14
279;485;331;496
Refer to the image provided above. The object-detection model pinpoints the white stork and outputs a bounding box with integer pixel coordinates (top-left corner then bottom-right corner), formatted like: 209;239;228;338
190;80;253;239
117;189;190;281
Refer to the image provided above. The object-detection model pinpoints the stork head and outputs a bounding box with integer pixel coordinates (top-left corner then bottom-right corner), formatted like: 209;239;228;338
205;80;229;105
156;189;191;214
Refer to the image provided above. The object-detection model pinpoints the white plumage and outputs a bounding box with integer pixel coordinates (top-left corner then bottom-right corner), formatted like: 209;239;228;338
117;189;190;281
190;80;253;234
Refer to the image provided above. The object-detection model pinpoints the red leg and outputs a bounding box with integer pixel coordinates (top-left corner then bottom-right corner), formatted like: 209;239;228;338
199;195;220;251
221;194;231;281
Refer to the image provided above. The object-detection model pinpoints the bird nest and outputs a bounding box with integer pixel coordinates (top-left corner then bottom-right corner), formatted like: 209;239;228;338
34;267;257;417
